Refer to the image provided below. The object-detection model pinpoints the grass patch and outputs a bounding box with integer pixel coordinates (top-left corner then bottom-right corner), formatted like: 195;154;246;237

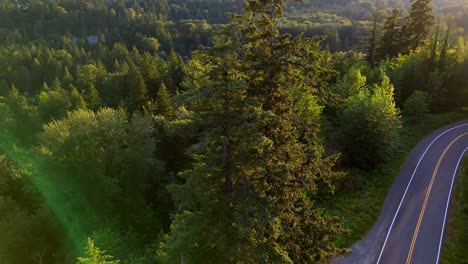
440;160;468;264
325;112;465;248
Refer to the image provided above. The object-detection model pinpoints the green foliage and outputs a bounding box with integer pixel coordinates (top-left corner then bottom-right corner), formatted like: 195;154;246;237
378;9;403;60
142;37;160;54
389;52;426;103
69;87;88;110
404;0;435;51
333;67;367;99
83;84;101;111
440;161;468;264
155;83;175;117
367;14;379;65
0;86;40;143
164;1;344;263
339;75;402;168
37;108;167;261
403;90;431;122
166;49;185;93
327;112;464;247
388;33;467;112
127;64;149;111
37;84;71;122
0;0;466;263
164;38;255;263
0;153;68;263
368;76;402;142
77;238;120;264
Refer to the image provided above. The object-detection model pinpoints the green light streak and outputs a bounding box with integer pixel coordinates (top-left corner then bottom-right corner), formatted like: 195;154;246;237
0;131;87;256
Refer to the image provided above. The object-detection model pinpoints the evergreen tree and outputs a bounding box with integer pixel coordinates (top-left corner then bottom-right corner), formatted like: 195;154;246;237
404;0;434;51
42;81;50;92
127;64;149;111
37;81;71;122
430;23;440;64
155;83;174;117
140;52;163;98
78;65;102;110
166;49;185;93
367;14;379;65
438;23;451;69
431;24;451;111
239;1;344;259
63;66;74;89
83;83;101;110
2;85;40;143
378;9;402;60
165;35;264;262
69;86;88;110
165;1;343;263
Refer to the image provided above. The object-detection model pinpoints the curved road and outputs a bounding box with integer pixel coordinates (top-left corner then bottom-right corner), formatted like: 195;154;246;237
336;120;468;264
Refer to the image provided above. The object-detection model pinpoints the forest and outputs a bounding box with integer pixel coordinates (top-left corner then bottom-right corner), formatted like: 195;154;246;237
0;0;467;263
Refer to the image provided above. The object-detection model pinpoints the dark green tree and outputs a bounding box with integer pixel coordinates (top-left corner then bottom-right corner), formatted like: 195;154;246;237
164;37;254;263
0;79;9;97
235;1;345;259
154;83;174;117
378;9;402;60
403;90;430;122
164;0;344;263
127;65;149;111
367;14;379;65
77;65;102;110
0;155;67;264
1;86;40;143
438;23;451;69
430;23;440;64
165;49;185;93
83;83;101;110
39;108;166;261
37;81;71;122
404;0;434;51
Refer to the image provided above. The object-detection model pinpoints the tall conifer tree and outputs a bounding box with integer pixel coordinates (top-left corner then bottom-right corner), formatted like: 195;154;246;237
367;14;379;65
378;9;402;60
164;0;343;263
404;0;434;51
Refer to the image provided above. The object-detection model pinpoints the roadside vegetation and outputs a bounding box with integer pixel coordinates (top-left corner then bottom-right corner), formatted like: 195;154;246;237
325;112;465;247
441;160;468;264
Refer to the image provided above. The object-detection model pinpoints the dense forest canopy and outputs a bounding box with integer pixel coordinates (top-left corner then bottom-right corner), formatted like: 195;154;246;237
0;0;467;263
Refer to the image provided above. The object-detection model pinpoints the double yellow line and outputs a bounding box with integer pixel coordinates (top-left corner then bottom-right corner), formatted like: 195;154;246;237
405;131;468;264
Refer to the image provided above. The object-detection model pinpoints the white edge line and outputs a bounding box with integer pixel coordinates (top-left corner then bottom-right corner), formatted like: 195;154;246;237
435;147;468;264
376;122;468;264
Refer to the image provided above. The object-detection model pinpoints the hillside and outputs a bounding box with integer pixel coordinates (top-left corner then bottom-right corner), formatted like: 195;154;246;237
1;0;467;53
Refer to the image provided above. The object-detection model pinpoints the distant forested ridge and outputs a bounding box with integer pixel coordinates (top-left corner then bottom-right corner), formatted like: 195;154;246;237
1;0;467;54
0;0;467;263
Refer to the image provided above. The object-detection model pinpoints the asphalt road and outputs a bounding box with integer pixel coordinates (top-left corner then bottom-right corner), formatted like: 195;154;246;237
335;120;468;264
